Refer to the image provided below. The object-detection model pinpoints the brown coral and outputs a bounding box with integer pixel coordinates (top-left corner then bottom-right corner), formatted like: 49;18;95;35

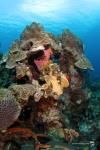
75;54;94;70
5;40;28;69
0;89;21;131
20;22;61;51
9;83;43;106
59;29;83;59
6;50;27;69
15;62;32;81
31;97;62;131
69;89;88;112
59;29;93;70
69;65;84;90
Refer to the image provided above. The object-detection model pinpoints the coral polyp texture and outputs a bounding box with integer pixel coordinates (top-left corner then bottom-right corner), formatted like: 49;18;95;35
0;22;94;149
0;89;21;131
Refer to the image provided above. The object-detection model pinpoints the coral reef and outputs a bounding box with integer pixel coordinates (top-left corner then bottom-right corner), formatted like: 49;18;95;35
0;22;95;150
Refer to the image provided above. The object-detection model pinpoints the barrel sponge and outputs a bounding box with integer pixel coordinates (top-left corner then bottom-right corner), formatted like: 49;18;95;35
0;89;21;131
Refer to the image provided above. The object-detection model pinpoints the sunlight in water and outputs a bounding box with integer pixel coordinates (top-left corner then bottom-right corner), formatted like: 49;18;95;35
19;0;100;21
20;0;71;18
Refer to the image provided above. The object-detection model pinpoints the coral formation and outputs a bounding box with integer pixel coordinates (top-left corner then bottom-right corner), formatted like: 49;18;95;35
9;83;43;105
6;43;27;69
41;63;69;99
0;88;21;131
0;22;94;150
59;29;93;70
75;54;94;70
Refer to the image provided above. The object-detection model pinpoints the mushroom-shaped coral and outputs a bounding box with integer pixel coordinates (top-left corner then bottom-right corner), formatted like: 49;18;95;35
0;88;21;131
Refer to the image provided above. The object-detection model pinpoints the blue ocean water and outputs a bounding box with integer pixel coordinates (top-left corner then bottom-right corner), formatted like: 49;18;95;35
0;0;100;78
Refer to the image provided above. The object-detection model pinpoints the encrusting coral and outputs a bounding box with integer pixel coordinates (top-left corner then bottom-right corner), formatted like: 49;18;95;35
0;22;93;150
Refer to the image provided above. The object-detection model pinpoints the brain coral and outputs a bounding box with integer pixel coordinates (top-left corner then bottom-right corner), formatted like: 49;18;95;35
0;89;21;131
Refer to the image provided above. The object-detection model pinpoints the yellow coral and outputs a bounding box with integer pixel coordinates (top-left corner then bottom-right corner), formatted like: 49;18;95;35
41;63;69;99
61;73;69;89
47;74;63;96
